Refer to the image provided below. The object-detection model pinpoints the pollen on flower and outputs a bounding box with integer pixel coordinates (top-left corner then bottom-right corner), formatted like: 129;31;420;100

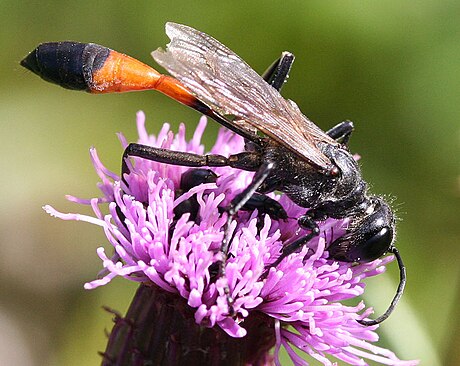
45;111;418;366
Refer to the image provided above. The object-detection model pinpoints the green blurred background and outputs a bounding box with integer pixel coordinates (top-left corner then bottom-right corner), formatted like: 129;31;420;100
1;1;459;365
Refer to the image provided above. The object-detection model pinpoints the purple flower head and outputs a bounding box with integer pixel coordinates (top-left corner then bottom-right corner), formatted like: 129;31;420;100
45;112;418;365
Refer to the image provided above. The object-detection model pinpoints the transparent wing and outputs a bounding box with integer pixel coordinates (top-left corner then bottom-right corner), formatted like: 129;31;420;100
152;22;338;170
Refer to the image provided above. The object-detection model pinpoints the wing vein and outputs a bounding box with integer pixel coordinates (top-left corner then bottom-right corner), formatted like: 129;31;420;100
152;23;338;170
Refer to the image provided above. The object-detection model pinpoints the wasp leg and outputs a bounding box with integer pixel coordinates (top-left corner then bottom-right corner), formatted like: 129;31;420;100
120;142;262;224
173;169;218;222
232;192;288;220
326;120;354;145
220;161;275;314
222;161;275;252
121;143;268;219
266;209;324;270
122;142;262;179
261;52;295;91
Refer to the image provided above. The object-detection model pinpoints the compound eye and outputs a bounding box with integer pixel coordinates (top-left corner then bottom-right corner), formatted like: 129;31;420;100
350;226;393;262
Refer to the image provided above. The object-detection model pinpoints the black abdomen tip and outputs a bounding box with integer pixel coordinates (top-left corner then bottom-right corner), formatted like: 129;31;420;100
20;50;41;74
21;42;110;91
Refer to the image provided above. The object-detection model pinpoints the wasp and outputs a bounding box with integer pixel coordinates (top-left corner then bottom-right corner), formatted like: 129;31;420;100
21;22;406;325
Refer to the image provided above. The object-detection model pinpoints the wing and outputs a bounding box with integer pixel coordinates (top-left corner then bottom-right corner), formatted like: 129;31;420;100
152;22;338;171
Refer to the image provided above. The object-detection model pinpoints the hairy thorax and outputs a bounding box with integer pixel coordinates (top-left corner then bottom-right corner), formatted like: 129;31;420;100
259;142;368;216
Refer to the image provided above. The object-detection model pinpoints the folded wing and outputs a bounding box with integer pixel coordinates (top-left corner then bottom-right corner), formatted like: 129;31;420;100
152;22;338;171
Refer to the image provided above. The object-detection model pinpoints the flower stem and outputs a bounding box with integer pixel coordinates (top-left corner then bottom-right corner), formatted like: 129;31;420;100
101;284;275;366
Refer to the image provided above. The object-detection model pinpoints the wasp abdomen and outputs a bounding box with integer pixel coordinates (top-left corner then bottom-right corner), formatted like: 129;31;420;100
21;42;110;91
22;42;168;94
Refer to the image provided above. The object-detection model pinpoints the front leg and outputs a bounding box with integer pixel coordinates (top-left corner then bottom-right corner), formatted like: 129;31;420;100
267;209;325;269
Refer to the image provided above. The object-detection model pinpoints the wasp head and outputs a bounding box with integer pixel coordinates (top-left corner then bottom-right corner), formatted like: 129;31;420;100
327;197;395;263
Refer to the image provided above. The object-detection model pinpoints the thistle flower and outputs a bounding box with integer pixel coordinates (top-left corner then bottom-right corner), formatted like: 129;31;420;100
45;111;418;366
